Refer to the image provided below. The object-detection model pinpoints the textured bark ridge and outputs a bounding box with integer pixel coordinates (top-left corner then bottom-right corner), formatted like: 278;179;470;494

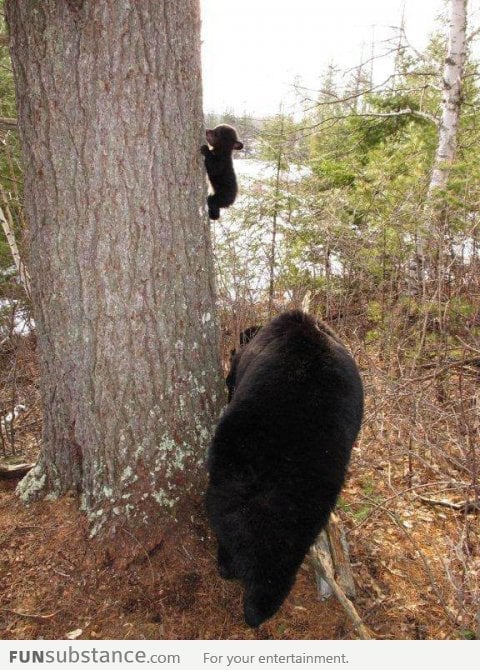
6;0;222;536
428;0;467;194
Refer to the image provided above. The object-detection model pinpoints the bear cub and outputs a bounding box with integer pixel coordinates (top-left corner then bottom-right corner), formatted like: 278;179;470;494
201;124;243;220
206;310;364;627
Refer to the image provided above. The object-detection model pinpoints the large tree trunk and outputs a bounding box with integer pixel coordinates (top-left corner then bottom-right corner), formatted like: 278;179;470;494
6;0;222;539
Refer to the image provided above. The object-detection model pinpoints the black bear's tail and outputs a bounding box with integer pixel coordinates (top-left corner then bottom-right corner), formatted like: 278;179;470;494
207;195;221;220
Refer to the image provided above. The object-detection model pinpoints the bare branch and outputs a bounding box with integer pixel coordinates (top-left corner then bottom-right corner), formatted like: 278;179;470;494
298;75;396;114
467;26;480;43
0;116;17;130
355;108;438;124
0;607;58;620
300;107;438;134
416;495;480;513
310;528;373;640
455;334;480;355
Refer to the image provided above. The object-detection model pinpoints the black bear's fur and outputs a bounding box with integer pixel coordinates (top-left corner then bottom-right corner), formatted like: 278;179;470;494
201;124;243;220
206;310;364;627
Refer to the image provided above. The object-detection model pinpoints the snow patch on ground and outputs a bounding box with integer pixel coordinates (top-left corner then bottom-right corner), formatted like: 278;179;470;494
0;299;35;337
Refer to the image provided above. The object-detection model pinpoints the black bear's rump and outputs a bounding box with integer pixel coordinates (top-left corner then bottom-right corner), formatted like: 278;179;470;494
206;310;364;627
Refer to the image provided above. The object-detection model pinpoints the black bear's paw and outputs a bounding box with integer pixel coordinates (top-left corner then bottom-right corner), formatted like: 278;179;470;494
207;195;220;220
243;587;280;628
243;601;264;629
200;144;209;156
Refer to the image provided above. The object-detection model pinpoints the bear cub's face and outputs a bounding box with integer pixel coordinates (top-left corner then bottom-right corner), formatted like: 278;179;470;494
206;124;243;153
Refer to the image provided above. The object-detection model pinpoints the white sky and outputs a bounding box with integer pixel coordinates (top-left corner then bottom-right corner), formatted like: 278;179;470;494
200;0;479;117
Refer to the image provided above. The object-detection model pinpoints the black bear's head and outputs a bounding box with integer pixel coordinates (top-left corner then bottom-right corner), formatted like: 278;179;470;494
206;124;243;153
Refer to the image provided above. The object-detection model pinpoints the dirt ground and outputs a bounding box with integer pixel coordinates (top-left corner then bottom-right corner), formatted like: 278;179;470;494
0;336;479;640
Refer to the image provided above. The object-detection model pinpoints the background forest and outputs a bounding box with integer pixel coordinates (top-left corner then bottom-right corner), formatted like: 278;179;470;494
0;1;479;642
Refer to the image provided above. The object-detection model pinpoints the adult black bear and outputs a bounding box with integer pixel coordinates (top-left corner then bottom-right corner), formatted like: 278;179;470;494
206;310;364;627
201;124;243;220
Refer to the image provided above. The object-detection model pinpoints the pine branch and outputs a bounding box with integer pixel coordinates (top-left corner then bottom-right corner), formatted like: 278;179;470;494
301;108;438;134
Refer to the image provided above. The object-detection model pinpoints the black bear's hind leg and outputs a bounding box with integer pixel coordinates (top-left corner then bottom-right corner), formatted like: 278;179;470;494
207;195;220;220
217;543;236;580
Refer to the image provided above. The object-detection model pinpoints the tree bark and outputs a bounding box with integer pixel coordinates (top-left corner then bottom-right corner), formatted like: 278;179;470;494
6;0;223;539
415;0;467;292
428;0;467;195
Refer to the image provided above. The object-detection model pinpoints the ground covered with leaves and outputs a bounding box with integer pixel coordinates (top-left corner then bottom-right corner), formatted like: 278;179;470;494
0;336;478;640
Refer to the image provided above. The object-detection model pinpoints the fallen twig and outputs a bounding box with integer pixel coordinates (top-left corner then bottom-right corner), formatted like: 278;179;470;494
416;495;480;514
310;516;372;640
0;607;58;620
0;461;35;480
